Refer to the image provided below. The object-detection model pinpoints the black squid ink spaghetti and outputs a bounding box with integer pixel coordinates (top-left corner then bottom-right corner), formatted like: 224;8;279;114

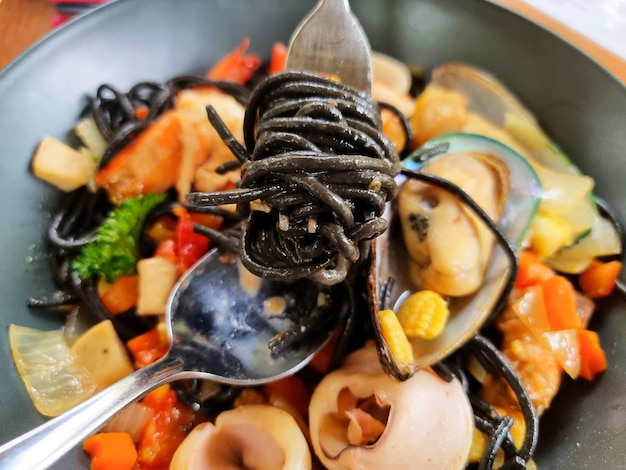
186;71;402;285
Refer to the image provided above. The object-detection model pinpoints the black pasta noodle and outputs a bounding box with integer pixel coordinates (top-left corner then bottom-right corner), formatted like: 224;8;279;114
186;71;401;285
29;75;253;341
91;75;251;166
29;59;587;469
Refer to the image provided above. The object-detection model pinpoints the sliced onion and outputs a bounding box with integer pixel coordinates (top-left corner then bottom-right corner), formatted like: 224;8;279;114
547;216;623;273
9;324;97;417
103;402;155;442
543;330;581;379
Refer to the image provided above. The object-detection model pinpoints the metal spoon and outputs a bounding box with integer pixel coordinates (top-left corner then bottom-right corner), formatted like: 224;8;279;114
0;248;344;469
286;0;372;92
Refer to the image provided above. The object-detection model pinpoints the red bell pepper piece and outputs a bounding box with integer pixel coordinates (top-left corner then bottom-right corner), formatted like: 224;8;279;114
206;37;261;85
173;208;211;272
268;42;288;74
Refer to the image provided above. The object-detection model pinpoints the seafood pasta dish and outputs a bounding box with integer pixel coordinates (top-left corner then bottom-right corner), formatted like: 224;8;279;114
7;34;624;470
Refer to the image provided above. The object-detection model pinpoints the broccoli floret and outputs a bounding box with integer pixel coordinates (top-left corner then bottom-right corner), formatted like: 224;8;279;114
72;193;167;282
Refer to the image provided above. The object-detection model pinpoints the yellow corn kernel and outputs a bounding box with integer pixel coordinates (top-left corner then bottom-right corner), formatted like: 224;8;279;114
468;426;489;463
379;309;414;365
396;290;449;340
467;407;526;464
494;407;527;450
528;210;574;260
233;388;266;408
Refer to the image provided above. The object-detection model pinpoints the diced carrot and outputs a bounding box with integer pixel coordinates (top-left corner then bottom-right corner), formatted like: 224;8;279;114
134;106;150;120
126;328;169;368
141;384;174;410
83;432;137;470
268;42;288;74
206;38;261;85
100;275;139;315
541;275;582;331
577;329;607;380
308;330;339;374
263;374;311;419
515;250;554;288
578;259;622;299
154;238;178;264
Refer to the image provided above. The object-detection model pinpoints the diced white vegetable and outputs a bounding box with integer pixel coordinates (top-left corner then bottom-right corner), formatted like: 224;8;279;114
136;257;179;315
70;320;134;389
31;136;96;191
74;117;108;159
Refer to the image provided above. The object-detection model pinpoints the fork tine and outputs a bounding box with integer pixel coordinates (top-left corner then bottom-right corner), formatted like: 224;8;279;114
286;0;372;93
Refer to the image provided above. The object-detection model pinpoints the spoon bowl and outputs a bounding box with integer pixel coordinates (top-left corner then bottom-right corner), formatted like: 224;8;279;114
0;248;344;470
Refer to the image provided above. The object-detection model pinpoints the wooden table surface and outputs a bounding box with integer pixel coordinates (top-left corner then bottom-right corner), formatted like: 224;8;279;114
1;0;625;83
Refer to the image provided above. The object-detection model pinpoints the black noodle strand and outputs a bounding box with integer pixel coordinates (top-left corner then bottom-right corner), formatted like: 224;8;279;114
92;75;250;168
470;335;539;469
33;65;577;467
32;75;252;339
393;168;535;467
186;71;402;285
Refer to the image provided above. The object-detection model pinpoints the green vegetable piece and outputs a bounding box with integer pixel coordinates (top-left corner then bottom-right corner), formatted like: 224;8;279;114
72;193;167;283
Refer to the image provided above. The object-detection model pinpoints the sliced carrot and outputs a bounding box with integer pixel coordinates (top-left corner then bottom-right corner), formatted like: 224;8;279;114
154;238;178;264
577;329;607;381
268;42;288;74
206;38;261;85
308;329;340;374
100;275;139;315
263;374;311;419
541;275;582;331
83;432;137;470
515;250;554;288
578;259;622;299
134;106;150;120
126;328;169;368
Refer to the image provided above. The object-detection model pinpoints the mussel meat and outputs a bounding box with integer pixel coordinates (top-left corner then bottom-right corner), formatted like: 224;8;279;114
369;133;542;380
416;62;622;273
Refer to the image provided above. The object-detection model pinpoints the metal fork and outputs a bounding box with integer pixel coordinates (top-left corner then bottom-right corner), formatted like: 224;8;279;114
285;0;372;93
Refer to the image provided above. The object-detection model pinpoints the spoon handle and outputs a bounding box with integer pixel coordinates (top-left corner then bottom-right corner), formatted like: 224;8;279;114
0;354;185;470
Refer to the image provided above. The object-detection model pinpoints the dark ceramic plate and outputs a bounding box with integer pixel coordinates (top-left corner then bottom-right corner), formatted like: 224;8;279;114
0;0;624;468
